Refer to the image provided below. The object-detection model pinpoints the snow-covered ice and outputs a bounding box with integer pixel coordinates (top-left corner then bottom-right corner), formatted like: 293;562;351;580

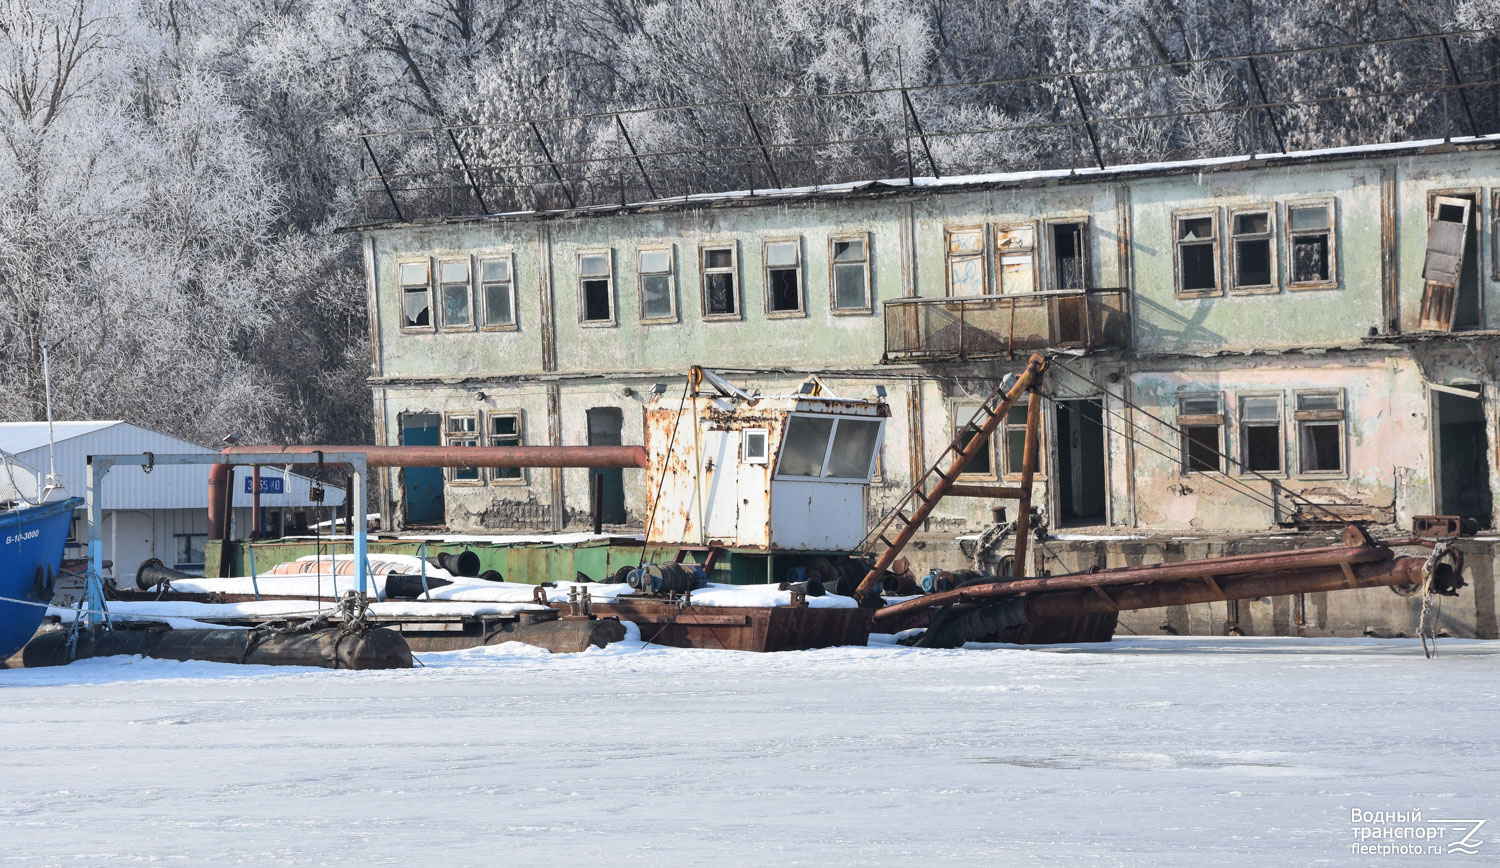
2;636;1497;866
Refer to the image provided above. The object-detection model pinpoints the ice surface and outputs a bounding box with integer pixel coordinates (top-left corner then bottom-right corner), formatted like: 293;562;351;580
2;636;1496;865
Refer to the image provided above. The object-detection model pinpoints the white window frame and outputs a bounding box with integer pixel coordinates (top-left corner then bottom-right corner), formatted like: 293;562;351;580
763;237;805;317
637;246;677;324
443;412;482;485
478;253;518;331
743;427;770;465
1285;198;1338;290
771;413;885;483
398;258;435;332
700;242;741;321
486;411;526;485
578;249;616;326
1236;392;1285;476
1294;389;1347;477
1177;392;1225;474
1228;206;1278;295
828;233;872;314
1173;209;1222;298
437;257;476;332
944;225;989;297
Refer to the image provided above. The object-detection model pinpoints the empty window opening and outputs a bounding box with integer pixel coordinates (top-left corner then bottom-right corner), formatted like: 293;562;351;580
946;227;987;296
638;247;675;320
1232;210;1274;290
765;240;802;313
1175;214;1218;294
479;256;515;328
702;245;738;317
444;414;481;483
399;260;432;328
831;236;870;311
1436;388;1492;526
1295;391;1344;474
487;414;522;482
580;253;613;322
439;260;471;328
995;223;1036;294
1288;203;1333;286
1239;395;1282;473
1051;222;1087;290
1178;394;1224;472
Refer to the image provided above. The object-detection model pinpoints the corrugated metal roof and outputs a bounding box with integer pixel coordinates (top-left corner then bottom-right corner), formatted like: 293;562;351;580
0;421;342;510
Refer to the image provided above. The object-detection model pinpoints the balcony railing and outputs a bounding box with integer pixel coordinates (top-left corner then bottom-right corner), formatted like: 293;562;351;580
882;288;1129;362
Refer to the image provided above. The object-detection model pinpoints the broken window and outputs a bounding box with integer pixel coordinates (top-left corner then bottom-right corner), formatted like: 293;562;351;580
1174;212;1219;295
1295;391;1344;475
1238;395;1283;474
777;415;835;477
479;256;515;329
638;247;675;321
579;251;613;323
1050;221;1088;290
1002;395;1043;477
946;227;987;296
1287;201;1334;287
765;239;803;314
701;244;738;318
444;414;480;483
1419;194;1478;332
995;223;1036;293
439;259;472;329
953;403;994;478
1231;209;1275;291
487;413;522;482
1178;393;1224;472
830;235;870;311
399;260;432;329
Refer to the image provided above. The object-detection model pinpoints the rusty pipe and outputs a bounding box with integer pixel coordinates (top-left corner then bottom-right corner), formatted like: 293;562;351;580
207;460;230;541
221;444;649;469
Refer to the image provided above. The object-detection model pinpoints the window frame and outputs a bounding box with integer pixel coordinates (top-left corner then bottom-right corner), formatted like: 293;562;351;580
478;253;518;332
1491;190;1500;282
993;220;1038;294
743;427;770;465
397;257;435;332
828;232;873;314
1173;208;1222;299
436;256;476;332
699;242;741;321
1043;217;1090;291
951;402;998;481
577;248;617;327
1000;393;1045;479
771;413;884;483
1177;392;1225;474
173;533;208;572
1284;197;1338;291
635;245;678;324
485;410;526;485
944;225;990;297
1235;392;1286;477
763;237;806;318
1228;205;1279;295
443;412;483;486
1293;389;1347;477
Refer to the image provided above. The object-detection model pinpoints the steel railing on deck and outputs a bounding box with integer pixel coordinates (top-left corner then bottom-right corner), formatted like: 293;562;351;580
882;288;1128;362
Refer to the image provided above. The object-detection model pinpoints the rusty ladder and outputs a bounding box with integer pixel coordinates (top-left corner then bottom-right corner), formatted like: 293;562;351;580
853;353;1047;602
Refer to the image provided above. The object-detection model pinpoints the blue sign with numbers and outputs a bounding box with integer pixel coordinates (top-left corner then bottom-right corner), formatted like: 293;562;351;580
244;476;285;495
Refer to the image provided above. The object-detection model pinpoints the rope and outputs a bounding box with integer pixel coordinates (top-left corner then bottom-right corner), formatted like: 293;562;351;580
1418;541;1450;659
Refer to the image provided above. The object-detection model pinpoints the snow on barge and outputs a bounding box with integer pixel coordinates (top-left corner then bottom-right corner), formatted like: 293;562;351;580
14;356;1471;667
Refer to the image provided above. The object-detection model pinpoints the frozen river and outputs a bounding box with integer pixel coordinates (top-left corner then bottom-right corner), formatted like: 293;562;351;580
3;635;1497;866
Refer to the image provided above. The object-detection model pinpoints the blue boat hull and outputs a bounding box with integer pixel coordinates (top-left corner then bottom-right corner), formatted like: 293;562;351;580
0;497;82;660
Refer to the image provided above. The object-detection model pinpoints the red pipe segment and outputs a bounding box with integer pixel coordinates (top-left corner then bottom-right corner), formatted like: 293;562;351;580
221;444;651;469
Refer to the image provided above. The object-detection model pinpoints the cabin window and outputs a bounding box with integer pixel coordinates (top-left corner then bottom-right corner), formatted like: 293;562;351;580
1174;211;1219;296
1230;208;1276;292
1287;201;1335;288
778;415;835;477
995;222;1036;293
438;259;472;329
399;260;432;329
764;239;803;315
479;255;516;329
1295;391;1345;475
775;415;882;481
638;247;676;322
830;234;871;312
701;244;739;319
743;428;769;464
825;418;882;478
444;413;481;483
945;227;987;296
952;403;995;478
1178;393;1224;472
1049;221;1088;290
1001;395;1043;477
487;413;523;483
1238;395;1283;474
579;251;614;324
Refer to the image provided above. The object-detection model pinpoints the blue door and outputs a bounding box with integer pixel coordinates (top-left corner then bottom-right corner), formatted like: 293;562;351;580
401;414;444;524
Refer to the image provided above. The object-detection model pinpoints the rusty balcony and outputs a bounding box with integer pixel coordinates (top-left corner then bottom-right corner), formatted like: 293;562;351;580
882;289;1129;363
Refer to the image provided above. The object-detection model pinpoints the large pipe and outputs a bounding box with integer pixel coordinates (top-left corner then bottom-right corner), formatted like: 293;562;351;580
207;460;231;541
222;444;650;469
